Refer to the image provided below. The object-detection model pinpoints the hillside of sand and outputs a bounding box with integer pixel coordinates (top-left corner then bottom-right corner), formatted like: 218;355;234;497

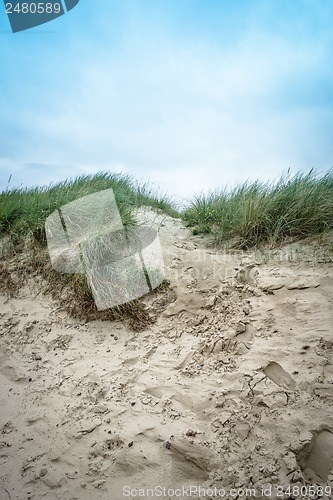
1;209;333;500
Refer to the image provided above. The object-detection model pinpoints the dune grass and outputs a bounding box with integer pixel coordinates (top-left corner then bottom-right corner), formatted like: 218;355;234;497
0;172;179;247
183;170;333;248
1;169;332;324
0;172;178;328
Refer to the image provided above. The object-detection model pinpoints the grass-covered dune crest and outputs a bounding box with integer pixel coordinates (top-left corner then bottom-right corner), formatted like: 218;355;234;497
183;169;333;248
0;171;180;247
0;172;179;328
1;169;332;326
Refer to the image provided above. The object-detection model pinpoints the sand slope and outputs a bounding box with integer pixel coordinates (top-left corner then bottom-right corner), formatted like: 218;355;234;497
1;210;333;500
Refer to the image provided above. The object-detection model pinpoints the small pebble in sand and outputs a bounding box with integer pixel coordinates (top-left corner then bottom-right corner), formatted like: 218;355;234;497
235;322;246;334
186;429;197;437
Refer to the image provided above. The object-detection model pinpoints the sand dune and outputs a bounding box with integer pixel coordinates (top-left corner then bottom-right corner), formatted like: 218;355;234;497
1;210;333;499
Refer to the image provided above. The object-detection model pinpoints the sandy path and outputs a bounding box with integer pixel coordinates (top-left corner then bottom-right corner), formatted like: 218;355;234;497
1;210;333;499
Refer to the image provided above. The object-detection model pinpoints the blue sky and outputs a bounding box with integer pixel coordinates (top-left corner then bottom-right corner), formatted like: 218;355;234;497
0;0;332;201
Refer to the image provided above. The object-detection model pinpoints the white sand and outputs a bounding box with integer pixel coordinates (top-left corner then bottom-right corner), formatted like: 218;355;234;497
1;210;333;500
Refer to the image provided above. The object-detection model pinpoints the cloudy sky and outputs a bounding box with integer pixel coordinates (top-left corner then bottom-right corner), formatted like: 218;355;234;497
0;0;332;201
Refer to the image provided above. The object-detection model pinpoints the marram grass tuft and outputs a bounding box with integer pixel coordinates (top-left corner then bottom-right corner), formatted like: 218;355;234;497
183;170;333;248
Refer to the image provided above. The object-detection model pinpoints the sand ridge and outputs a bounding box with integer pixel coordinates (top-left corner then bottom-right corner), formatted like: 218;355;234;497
0;209;333;499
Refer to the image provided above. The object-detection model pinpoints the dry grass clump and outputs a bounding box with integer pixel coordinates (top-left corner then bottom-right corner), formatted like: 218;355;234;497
0;262;18;297
1;242;172;331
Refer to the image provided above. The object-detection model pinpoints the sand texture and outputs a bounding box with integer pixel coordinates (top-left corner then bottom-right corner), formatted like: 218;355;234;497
1;209;333;499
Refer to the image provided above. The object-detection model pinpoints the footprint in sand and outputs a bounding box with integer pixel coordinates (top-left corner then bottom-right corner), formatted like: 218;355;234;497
167;438;217;479
0;362;29;383
298;430;333;483
163;292;207;317
0;354;25;383
237;264;260;284
263;361;296;391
